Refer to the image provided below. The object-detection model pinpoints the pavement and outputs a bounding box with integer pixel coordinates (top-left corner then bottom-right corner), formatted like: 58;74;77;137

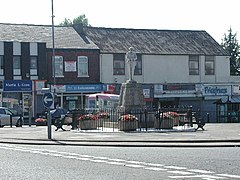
0;123;240;147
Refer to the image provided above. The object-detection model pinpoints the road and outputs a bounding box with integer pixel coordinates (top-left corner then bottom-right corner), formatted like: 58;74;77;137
1;144;240;180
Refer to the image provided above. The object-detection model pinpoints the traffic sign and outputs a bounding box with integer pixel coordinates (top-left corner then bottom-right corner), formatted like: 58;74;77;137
43;93;54;108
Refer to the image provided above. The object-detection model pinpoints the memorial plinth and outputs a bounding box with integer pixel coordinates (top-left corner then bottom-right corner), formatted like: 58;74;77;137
118;80;145;113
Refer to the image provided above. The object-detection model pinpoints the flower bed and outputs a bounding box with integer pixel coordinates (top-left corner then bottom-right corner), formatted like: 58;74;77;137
154;111;180;129
118;114;138;131
78;114;98;130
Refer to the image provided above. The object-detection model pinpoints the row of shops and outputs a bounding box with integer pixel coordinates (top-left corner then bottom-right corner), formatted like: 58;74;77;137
1;80;240;123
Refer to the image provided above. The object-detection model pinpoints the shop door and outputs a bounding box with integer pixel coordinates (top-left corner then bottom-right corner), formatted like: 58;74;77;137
22;93;32;118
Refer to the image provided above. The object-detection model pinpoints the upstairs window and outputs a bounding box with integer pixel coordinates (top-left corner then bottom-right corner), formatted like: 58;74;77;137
189;55;199;75
134;55;142;75
113;54;125;75
30;56;37;75
13;56;21;75
78;56;88;77
0;56;3;75
52;56;63;77
205;56;215;75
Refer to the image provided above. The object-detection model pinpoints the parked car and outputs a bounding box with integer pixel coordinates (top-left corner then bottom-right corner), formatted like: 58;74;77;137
0;107;21;127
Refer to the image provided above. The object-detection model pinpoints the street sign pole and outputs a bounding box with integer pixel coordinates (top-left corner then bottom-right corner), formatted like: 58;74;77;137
43;93;54;140
47;107;52;139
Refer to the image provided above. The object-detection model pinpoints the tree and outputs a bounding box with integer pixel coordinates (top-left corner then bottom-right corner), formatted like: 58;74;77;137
59;14;90;27
221;28;240;75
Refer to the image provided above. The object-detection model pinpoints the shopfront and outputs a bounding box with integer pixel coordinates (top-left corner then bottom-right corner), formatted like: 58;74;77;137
51;84;107;110
0;80;33;118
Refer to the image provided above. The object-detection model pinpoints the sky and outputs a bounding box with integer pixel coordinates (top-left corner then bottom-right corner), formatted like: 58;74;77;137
0;0;239;43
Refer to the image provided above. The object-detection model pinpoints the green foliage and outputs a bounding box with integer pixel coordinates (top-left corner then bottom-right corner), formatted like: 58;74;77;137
59;14;90;27
221;28;240;75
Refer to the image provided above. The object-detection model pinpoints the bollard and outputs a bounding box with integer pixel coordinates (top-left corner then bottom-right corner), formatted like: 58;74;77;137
144;108;147;131
10;115;13;128
187;106;193;127
207;113;210;123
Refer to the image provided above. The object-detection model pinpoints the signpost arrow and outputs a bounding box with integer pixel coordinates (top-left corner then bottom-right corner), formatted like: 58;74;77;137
43;93;54;108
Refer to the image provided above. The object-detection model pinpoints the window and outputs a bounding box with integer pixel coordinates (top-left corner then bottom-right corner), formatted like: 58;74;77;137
134;55;142;75
0;56;3;75
30;56;37;75
189;55;199;75
205;56;215;75
13;56;21;75
78;56;88;76
30;57;37;69
52;56;63;77
113;54;125;75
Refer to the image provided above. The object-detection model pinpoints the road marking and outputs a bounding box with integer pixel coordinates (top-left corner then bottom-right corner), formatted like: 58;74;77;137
188;169;215;174
168;170;194;175
169;174;226;179
145;167;167;171
165;165;187;170
1;144;239;180
217;174;240;178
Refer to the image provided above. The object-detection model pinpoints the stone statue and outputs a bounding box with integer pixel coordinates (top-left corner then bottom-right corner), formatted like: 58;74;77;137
125;47;137;81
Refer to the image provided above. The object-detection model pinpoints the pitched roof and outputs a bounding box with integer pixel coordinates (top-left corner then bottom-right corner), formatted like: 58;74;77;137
0;23;99;49
83;26;228;55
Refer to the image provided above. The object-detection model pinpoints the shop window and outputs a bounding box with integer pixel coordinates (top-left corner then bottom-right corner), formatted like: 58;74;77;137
77;56;89;77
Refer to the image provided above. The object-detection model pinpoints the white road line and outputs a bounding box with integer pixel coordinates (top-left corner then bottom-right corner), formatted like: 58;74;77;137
188;169;215;174
169;174;226;179
105;161;125;166
168;170;194;175
145;167;167;171
217;174;240;178
165;166;187;170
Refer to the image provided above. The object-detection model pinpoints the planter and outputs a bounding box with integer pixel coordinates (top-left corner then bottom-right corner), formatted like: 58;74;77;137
119;120;138;131
78;120;97;130
154;118;174;129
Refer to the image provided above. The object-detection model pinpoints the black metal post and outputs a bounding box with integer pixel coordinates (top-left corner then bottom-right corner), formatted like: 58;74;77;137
10;114;12;128
144;108;147;131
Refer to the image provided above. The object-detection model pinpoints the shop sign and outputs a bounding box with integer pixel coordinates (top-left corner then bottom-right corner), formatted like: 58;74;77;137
65;84;106;93
203;85;231;96
4;80;32;91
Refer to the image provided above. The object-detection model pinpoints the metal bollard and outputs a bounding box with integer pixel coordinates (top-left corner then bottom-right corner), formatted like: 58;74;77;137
10;115;13;128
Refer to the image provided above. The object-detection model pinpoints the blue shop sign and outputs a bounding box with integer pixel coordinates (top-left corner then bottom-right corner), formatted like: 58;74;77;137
66;84;106;93
4;80;32;91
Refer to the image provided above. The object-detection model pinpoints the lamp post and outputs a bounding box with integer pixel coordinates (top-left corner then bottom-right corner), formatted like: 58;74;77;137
51;0;56;96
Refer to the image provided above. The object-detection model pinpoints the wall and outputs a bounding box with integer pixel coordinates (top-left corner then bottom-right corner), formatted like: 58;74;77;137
47;49;100;84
